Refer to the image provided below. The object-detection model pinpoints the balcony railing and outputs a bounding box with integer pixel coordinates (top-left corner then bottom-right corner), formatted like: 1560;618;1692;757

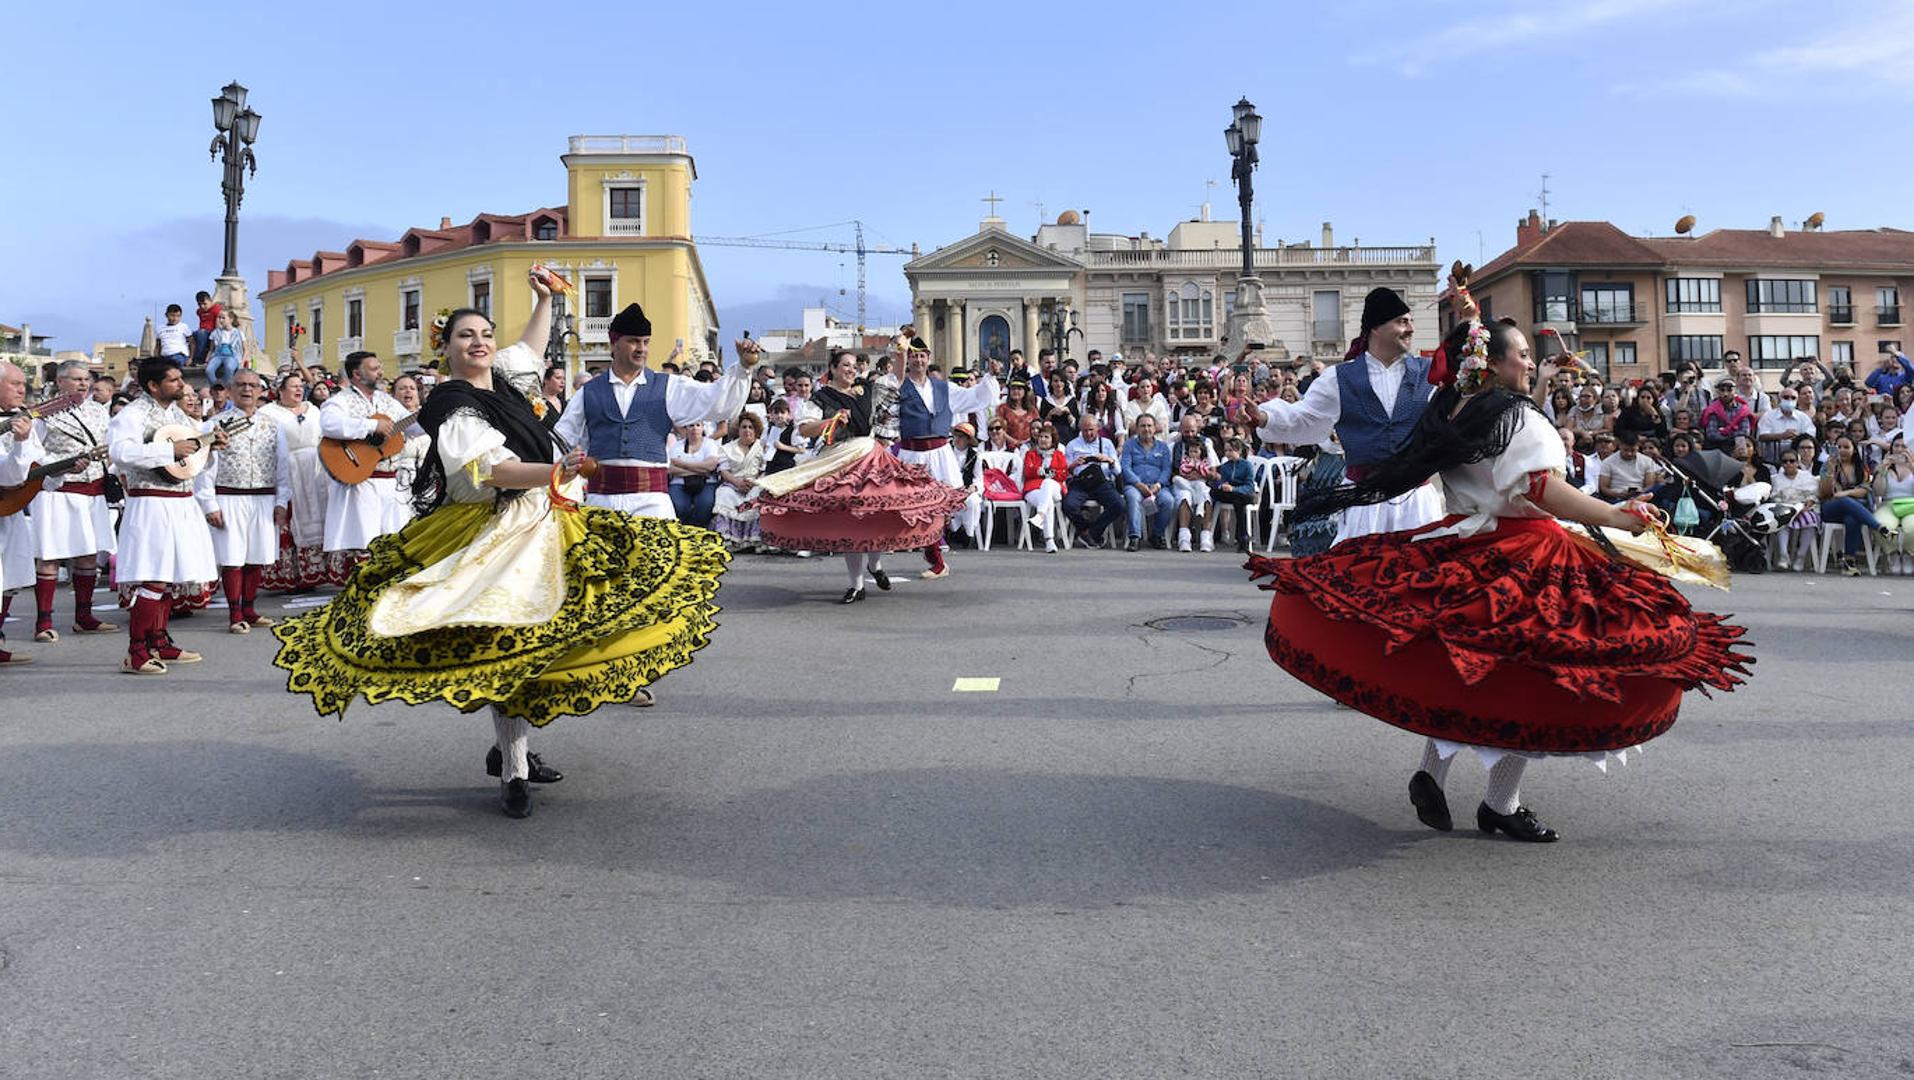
335;336;363;361
1880;306;1903;325
606;218;645;236
300;344;321;367
581;316;612;342
1828;306;1855;324
392;328;422;355
567;135;689;155
1088;245;1435;270
1578;302;1644;325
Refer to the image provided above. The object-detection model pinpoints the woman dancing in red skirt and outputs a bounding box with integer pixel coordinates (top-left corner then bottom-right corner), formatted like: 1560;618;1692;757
1249;291;1751;842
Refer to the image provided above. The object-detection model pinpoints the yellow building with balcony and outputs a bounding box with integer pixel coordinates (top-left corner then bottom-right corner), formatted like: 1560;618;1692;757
259;135;719;375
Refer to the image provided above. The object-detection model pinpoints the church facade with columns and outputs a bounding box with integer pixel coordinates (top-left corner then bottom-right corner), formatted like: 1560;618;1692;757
904;210;1440;367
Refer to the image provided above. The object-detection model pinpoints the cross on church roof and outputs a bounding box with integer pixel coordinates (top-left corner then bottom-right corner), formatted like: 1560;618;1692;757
981;191;1004;216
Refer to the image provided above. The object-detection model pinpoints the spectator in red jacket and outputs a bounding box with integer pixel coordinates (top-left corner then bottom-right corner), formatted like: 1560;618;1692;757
1020;424;1067;553
1698;377;1755;450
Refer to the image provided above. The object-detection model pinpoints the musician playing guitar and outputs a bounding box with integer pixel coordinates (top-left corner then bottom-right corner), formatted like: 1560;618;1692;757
30;359;120;643
1;362;64;665
105;357;230;675
318;350;413;563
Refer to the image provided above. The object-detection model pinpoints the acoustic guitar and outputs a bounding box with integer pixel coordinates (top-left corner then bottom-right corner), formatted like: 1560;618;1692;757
153;414;253;481
319;409;421;485
0;445;111;517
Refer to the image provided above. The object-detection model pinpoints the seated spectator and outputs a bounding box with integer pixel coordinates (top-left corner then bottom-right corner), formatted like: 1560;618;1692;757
1212;437;1258;554
1847;417;1886;470
1561;427;1598;495
1756;385;1814;465
1770;448;1821;570
1545;386;1575;425
1670;407;1695;434
1020;425;1067;554
711;412;766;551
1119;414;1176;550
1599;432;1661;502
1699;377;1755;450
666;422;721;528
1081;382;1125;446
1169;413;1219;551
948;422;985;547
1819;435;1883;575
998;378;1039;446
1121;376;1172;434
1871;434;1914;574
1565;385;1605;437
1062;414;1124;548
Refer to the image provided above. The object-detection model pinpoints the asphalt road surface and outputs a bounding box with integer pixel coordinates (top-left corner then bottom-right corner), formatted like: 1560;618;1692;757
3;547;1912;1079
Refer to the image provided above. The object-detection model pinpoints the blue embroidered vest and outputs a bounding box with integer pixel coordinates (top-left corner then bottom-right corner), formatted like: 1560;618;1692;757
581;371;672;462
897;378;954;440
1333;354;1431;467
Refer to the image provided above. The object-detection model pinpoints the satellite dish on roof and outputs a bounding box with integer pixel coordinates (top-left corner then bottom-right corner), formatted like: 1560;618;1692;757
1675;215;1697;235
1805;211;1825;230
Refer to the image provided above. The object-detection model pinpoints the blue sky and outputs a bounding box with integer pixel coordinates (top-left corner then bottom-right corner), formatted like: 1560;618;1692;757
6;0;1914;351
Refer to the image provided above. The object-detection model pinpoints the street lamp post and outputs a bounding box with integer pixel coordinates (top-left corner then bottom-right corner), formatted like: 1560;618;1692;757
207;82;263;370
1039;299;1082;367
546;303;580;385
1222;97;1275;354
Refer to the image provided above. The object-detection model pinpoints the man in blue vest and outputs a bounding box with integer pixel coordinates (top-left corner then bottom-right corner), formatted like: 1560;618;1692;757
892;337;1000;578
1244;287;1444;545
553;302;755;520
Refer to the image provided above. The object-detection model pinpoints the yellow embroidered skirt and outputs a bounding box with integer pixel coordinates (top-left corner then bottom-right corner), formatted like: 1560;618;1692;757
271;489;728;724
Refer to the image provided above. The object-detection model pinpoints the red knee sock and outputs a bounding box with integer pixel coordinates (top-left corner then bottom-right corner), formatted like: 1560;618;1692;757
241;565;263;621
922;543;947;573
128;590;166;663
72;573;99;627
220;568;245;624
33;577;57;631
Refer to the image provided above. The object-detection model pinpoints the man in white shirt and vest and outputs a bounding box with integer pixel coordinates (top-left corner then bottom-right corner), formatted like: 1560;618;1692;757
319;351;413;559
552;302;755;520
892;337;1000;578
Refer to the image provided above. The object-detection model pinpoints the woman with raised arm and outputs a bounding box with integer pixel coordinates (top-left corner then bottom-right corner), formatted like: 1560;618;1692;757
749;348;968;604
1248;277;1752;843
271;270;730;819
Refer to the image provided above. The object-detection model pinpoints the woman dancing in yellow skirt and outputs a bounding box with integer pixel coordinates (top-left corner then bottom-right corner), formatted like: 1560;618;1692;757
272;269;733;818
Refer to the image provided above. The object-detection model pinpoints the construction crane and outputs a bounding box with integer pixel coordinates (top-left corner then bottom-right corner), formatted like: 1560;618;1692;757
693;220;916;337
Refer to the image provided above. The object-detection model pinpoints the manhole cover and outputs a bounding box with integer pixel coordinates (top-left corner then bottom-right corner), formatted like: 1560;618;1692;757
1145;615;1247;632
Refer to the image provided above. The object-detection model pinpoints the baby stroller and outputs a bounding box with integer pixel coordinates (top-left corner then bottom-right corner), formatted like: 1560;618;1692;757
1667;449;1795;572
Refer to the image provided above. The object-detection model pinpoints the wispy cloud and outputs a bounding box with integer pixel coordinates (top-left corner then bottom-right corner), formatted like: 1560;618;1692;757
1612;1;1914;98
1386;0;1696;75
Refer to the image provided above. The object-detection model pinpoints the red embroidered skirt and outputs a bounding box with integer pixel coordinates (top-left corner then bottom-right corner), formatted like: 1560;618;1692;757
1247;515;1752;753
753;443;970;554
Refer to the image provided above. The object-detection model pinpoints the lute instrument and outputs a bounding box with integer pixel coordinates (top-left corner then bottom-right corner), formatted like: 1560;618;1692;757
0;392;85;423
319;408;422;485
152;413;253;481
0;445;111;517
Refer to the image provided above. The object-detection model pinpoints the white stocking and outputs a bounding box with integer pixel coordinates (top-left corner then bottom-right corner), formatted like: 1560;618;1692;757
1417;739;1452;787
1483;755;1529;815
843;553;867;589
491;706;530;782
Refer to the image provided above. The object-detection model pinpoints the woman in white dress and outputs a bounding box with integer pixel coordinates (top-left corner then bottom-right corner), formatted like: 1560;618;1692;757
712;412;766;550
258;371;345;590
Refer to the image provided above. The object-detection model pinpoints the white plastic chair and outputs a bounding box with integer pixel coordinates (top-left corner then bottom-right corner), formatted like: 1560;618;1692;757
978;449;1034;551
1814;522;1879;575
1255;456;1303;553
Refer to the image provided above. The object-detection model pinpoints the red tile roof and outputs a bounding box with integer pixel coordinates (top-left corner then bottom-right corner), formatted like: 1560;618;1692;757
1473;221;1667;284
266;207;570;294
1641;227;1914;269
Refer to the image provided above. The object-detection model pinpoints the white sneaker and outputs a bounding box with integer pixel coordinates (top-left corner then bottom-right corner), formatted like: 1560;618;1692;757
1176;528;1191;550
1199;532;1215;552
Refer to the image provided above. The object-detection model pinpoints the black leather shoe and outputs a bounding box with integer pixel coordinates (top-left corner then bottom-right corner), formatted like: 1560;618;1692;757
840;587;866;604
1476;803;1559;842
871;568;891;591
1408;770;1452;831
501;778;533;819
486;746;563;783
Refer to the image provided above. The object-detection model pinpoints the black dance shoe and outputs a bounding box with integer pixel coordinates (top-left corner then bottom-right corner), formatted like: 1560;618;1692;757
840;587;866;604
1408;770;1452;832
501;778;533;819
871;567;892;591
1475;803;1559;843
486;746;563;784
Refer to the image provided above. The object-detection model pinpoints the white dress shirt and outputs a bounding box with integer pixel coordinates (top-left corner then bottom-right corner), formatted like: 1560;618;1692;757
553;363;752;468
1254;352;1423;447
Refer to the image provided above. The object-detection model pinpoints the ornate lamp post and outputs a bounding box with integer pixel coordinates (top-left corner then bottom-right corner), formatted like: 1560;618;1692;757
546;303;580;384
1223;97;1275;353
208;82;263;368
1039;299;1083;366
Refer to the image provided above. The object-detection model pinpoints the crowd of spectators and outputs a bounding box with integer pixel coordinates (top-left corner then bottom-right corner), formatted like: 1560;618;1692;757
66;333;1914;576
